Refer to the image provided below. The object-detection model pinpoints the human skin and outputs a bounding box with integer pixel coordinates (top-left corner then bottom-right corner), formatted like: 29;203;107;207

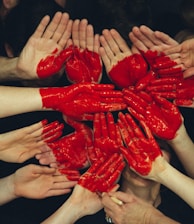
102;191;180;224
0;164;77;206
1;11;72;81
0;120;64;163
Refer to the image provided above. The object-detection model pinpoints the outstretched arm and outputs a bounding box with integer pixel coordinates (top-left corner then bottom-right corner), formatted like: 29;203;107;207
118;112;194;209
0;83;126;120
168;122;194;178
41;184;103;224
41;153;123;224
0;164;77;205
0;11;72;81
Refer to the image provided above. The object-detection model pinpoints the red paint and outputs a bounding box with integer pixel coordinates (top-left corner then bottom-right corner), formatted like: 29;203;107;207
78;153;125;192
109;53;148;88
65;47;102;83
118;112;162;176
37;47;73;78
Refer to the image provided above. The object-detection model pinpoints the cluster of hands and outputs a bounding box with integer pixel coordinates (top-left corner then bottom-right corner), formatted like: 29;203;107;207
2;11;194;224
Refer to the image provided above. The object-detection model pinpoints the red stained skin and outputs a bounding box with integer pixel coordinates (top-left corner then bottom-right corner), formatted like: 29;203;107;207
109;54;148;88
65;47;102;84
37;47;73;78
49;132;89;170
78;153;125;192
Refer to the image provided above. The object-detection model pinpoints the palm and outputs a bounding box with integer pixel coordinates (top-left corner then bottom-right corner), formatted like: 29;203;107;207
14;165;70;199
18;36;63;79
0;121;62;163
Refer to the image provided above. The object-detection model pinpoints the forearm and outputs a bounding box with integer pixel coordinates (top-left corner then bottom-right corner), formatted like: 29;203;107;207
155;161;194;209
0;174;18;205
0;86;44;118
168;124;194;178
41;197;83;224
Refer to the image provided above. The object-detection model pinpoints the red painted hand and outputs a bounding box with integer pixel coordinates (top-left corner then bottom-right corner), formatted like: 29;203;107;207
123;88;182;140
65;46;102;83
140;50;183;79
136;74;194;107
118;112;162;176
88;112;123;163
37;47;73;78
42;120;64;143
108;54;148;88
40;83;127;120
78;153;125;193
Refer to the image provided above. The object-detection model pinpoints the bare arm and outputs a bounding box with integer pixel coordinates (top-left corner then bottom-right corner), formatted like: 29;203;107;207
41;184;102;224
0;86;42;118
168;122;194;178
151;158;194;209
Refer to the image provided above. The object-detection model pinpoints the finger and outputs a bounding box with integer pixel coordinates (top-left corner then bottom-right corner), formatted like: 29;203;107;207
102;29;121;55
36;151;56;165
94;34;100;54
51;13;71;47
184;67;194;78
79;19;88;49
33;164;56;174
154;30;178;46
31;15;50;39
58;19;73;48
42;12;63;39
110;29;131;54
139;25;163;46
129;29;148;52
72;19;81;47
86;24;94;51
164;45;181;55
99;45;112;72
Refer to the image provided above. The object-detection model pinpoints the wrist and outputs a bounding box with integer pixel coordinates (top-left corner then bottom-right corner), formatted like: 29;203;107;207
39;87;62;110
0;57;20;81
0;174;19;205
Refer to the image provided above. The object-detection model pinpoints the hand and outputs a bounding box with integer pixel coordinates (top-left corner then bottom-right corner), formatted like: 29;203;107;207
12;164;77;199
36;118;92;179
88;112;122;163
17;12;72;79
99;29;147;88
40;83;127;120
138;75;194;108
65;19;102;83
118;112;162;176
129;25;183;78
40;183;104;224
0;120;64;163
164;38;194;78
102;191;179;224
67;184;103;217
78;153;125;193
129;25;178;53
122;88;182;140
